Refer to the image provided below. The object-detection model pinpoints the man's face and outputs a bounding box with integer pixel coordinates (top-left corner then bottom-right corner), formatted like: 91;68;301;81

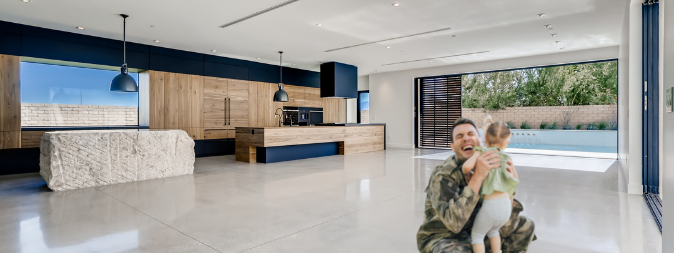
450;123;480;162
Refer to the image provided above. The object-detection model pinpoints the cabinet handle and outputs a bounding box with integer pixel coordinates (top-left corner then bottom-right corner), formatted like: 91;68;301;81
224;97;227;127
227;98;230;126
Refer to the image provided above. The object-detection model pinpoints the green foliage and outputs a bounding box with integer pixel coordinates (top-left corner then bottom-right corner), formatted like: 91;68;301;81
587;123;598;130
539;122;548;129
598;121;607;130
576;124;584;130
547;122;558;130
609;121;618;130
520;122;531;129
462;61;618;109
506;122;515;129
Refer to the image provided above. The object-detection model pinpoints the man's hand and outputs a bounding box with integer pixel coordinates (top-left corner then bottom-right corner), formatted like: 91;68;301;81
466;150;501;195
474;151;501;181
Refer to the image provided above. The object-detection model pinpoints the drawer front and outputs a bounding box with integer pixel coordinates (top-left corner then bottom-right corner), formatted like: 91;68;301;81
204;129;229;139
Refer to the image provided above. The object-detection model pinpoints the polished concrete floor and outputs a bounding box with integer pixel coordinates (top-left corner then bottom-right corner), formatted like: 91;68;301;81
0;148;661;252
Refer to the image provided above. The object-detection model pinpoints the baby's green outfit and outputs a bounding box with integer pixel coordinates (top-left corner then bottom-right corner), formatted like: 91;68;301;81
474;146;519;197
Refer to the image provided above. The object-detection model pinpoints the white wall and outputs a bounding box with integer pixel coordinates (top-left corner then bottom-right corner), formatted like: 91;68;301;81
369;46;619;149
626;0;644;194
662;0;674;250
618;2;630;181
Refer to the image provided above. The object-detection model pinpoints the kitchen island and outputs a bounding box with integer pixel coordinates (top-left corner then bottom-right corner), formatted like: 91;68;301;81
235;124;385;163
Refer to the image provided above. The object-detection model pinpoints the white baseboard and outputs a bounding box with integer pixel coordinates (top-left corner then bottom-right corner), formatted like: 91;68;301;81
386;143;415;149
628;183;643;195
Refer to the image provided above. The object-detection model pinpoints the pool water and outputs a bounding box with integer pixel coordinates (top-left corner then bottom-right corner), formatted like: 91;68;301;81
508;143;617;153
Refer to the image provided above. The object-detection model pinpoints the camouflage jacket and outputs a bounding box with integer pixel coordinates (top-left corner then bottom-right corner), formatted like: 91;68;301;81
416;154;525;253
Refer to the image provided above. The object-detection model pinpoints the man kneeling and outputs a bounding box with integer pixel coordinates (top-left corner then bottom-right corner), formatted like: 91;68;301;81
416;118;536;253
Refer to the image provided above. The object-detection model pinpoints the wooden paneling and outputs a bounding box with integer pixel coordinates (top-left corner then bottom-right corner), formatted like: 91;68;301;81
0;54;20;149
203;76;227;129
304;87;323;108
249;82;281;127
149;70;204;139
234;126;385;163
188;75;204;139
0;131;20;149
323;98;346;123
228;79;249;129
21;130;46;148
204;129;229;139
0;54;21;134
343;126;385;154
248;81;259;127
149;71;165;129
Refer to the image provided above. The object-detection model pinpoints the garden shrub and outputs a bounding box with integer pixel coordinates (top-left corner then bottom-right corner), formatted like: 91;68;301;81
587;123;598;130
598;121;607;130
539;122;548;129
547;122;558;129
520;122;531;129
576;124;584;130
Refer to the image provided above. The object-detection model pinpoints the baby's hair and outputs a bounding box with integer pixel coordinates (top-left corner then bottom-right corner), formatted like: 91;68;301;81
483;115;511;145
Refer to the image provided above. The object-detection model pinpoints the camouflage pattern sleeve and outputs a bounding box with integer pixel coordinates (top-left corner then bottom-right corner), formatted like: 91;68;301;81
427;174;481;234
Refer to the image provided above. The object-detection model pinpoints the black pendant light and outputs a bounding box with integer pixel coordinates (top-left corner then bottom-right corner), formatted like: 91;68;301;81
110;14;138;92
273;51;289;102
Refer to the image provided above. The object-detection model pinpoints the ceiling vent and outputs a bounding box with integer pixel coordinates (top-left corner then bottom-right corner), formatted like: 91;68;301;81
220;0;300;28
320;62;357;99
381;51;490;66
324;27;452;52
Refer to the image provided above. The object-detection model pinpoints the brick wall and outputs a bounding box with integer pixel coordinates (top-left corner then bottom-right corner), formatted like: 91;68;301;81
21;103;138;126
462;105;617;129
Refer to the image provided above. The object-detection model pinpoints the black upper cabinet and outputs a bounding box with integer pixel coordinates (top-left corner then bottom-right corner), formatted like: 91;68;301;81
0;19;320;87
204;61;248;80
320;62;357;98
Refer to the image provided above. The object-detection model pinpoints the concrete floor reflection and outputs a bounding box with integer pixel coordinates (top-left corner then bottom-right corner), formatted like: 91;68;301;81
0;148;662;253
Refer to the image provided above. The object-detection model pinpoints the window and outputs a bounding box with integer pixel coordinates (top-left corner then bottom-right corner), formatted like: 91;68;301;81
357;91;369;123
20;61;139;127
416;75;462;148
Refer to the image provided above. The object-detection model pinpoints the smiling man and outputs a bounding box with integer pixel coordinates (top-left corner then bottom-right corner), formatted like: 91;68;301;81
417;118;536;253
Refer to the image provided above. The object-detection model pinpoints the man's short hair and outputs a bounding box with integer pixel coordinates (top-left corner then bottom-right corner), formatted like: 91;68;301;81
450;118;480;143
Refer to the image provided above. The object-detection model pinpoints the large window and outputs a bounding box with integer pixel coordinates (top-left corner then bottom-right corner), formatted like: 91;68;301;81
20;61;139;127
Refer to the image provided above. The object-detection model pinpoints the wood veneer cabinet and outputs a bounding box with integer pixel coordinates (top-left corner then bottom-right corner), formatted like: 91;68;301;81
149;70;204;140
0;54;21;149
203;77;249;139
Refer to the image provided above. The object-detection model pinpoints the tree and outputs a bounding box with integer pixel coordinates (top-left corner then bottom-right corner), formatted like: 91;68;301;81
462;61;617;109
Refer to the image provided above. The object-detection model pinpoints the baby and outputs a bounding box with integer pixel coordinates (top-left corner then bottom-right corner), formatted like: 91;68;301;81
462;119;519;253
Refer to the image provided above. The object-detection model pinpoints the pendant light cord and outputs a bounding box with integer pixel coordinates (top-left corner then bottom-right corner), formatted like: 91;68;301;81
123;16;127;65
279;51;283;88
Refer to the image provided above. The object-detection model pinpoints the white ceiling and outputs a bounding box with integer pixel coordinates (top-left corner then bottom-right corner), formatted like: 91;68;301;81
0;0;627;75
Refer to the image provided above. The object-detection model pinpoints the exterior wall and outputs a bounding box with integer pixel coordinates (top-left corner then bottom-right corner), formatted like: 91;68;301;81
462;105;617;129
21;103;138;126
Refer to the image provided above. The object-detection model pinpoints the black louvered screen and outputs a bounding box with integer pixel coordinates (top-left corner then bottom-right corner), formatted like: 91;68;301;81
418;75;462;148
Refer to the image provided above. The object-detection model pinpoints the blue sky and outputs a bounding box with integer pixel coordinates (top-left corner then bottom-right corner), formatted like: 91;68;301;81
21;62;138;106
359;92;369;110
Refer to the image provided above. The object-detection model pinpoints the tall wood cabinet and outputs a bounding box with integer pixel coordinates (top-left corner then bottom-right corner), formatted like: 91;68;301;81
149;70;204;139
0;54;21;149
203;77;249;139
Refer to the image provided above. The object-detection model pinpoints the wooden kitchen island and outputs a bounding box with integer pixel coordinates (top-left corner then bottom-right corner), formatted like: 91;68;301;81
235;124;385;163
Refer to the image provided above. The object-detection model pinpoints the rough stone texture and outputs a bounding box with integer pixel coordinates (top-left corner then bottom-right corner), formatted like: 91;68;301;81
40;130;195;191
462;105;617;129
21;103;138;126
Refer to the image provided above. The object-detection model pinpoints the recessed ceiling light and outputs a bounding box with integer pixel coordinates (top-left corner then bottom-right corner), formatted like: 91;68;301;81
555;41;561;44
429;61;433;62
392;3;400;6
537;13;546;17
292;64;296;65
211;50;217;52
386;46;391;49
76;27;85;30
154;40;160;43
256;57;260;59
21;0;29;2
544;24;552;29
316;24;323;27
452;35;457;38
560;47;565;50
550;33;557;37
